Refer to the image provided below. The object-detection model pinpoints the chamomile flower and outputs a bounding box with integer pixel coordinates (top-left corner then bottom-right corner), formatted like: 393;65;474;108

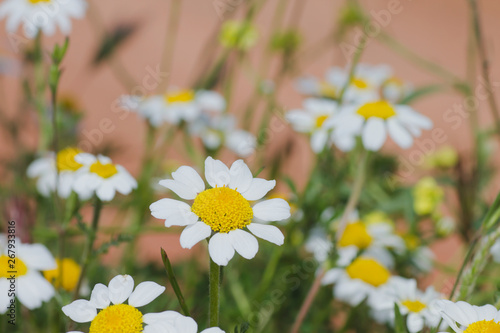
305;227;333;263
370;277;445;332
0;235;56;312
322;256;395;306
72;154;137;202
27;147;85;199
120;90;225;127
150;157;290;266
188;113;256;157
0;0;87;39
434;300;500;333
328;99;433;151
286;98;354;153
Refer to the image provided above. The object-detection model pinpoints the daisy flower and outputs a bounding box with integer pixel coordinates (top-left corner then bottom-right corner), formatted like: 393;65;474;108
286;98;355;153
188;113;256;157
370;277;445;332
328;99;433;151
72;154;137;202
322;256;395;306
120;90;225;127
0;0;87;39
150;157;290;266
27;147;85;199
304;227;333;263
0;235;56;312
434;300;500;333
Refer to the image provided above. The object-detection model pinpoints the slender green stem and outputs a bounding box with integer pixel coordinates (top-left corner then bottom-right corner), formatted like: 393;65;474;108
161;248;190;316
209;257;221;327
73;197;102;300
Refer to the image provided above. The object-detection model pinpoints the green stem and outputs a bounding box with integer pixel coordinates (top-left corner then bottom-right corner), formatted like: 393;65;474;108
161;248;190;316
209;257;221;327
73;197;102;300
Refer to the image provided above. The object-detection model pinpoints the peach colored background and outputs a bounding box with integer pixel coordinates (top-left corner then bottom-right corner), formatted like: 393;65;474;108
2;0;500;288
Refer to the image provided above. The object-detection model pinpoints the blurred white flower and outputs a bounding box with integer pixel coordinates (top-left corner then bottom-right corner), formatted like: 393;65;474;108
0;235;56;312
0;0;87;38
150;157;290;266
434;300;500;333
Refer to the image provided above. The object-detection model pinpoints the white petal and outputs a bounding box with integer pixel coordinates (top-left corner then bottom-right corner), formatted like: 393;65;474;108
159;179;198;200
202;328;226;333
180;222;212;249
247;223;284;245
387;118;413;149
128;281;166;307
229;230;259;260
90;283;110;309
96;183;116;201
362;118;387;151
241;178;276;201
18;243;56;270
205;157;230;188
407;313;425;333
208;233;235;266
285;110;314;132
228;160;253;192
171;166;205;194
310;130;329;153
108;275;134;305
143;310;183;325
173;314;198;333
0;279;10;314
62;299;97;323
252;199;291;221
150;199;199;227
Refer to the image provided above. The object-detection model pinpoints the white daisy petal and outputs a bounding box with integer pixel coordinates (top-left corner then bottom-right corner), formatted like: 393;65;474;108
362;117;387;151
18;243;56;271
150;199;199;227
174;314;198;333
159;179;198;200
229;229;259;260
252;199;291;221
90;283;110;309
143;310;184;325
205;157;230;188
407;312;425;333
228;160;253;192
180;222;212;249
108;275;134;305
171;166;205;194
247;223;284;245
62;300;97;323
202;328;226;333
387;118;413;149
241;178;276;201
208;233;235;266
128;282;166;308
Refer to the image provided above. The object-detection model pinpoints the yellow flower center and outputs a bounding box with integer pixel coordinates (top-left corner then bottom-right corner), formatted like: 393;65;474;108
192;186;253;233
89;304;143;333
319;82;337;99
345;258;390;287
29;0;51;3
352;78;369;89
43;258;81;292
57;147;83;172
338;222;372;249
0;255;28;278
90;161;118;179
165;90;195;104
315;115;329;128
401;300;426;313
464;320;500;333
356;101;396;120
403;234;420;251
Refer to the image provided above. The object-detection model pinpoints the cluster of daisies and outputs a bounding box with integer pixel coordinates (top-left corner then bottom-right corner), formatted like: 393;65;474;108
120;89;257;157
27;147;137;201
286;64;433;152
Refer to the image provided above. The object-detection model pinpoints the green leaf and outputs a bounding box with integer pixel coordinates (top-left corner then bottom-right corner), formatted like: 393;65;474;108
161;248;190;316
93;24;136;65
394;303;408;333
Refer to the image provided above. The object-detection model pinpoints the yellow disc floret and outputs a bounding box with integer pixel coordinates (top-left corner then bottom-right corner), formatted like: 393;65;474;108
57;147;83;172
401;300;426;313
192;186;253;233
352;78;369;89
165;90;195;104
338;222;372;249
315;115;329;128
0;255;28;278
90;161;118;179
43;258;81;291
345;258;390;287
29;0;51;3
464;320;500;333
357;101;396;120
89;304;143;333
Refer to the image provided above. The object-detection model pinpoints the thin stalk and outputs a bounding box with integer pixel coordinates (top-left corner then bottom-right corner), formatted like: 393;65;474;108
158;0;182;92
468;0;500;138
73;197;102;300
209;257;221;327
161;248;190;316
337;35;367;103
